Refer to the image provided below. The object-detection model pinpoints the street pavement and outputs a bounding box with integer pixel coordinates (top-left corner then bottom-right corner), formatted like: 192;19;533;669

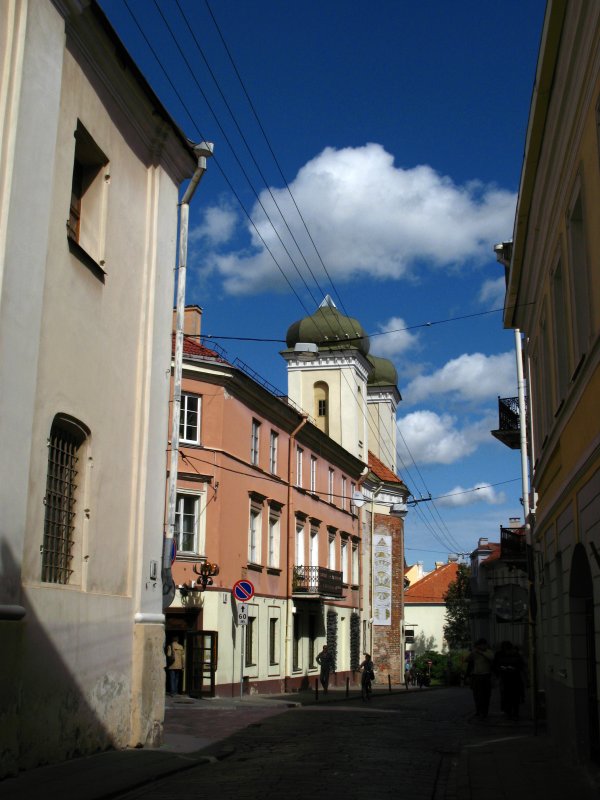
1;684;599;800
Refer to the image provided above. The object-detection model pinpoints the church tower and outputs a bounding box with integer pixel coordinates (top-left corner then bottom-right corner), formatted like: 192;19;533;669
281;296;371;462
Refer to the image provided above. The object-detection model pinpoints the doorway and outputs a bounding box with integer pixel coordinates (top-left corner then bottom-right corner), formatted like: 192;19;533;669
186;630;218;698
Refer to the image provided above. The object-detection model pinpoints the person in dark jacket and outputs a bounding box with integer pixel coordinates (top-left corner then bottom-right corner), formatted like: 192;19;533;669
493;640;525;720
316;644;334;692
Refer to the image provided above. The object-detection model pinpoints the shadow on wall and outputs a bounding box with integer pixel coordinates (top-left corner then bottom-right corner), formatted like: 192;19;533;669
0;541;115;779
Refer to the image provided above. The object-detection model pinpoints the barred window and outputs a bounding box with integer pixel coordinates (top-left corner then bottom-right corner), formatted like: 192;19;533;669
41;415;89;584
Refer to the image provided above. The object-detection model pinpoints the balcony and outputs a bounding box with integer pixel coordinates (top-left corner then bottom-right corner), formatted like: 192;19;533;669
500;526;527;569
491;396;524;450
292;566;343;598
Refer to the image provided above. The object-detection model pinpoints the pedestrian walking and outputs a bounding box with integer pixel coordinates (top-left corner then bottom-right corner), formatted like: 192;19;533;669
316;644;334;692
166;635;185;697
359;653;375;701
493;640;526;720
465;637;494;718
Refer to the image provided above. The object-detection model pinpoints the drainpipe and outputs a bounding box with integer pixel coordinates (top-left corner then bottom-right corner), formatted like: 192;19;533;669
284;414;309;691
369;482;384;655
163;142;213;609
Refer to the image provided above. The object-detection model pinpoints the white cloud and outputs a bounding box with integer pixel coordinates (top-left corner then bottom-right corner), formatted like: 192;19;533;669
404;352;515;405
436;482;507;508
371;317;419;358
397;410;493;465
190;205;238;246
479;276;506;308
206;143;516;295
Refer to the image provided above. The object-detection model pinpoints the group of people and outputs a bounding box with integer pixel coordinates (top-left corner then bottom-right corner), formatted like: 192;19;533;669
465;638;525;720
316;645;374;696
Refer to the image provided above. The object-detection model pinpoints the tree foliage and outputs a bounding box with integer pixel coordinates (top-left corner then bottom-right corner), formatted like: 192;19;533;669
443;563;472;649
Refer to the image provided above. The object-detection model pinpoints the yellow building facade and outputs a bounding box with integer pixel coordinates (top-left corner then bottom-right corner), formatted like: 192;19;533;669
505;0;600;766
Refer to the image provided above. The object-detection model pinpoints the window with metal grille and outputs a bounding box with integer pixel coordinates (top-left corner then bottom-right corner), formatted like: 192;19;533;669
41;416;88;584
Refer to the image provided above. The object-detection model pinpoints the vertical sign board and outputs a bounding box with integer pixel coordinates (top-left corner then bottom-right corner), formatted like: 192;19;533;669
232;580;255;699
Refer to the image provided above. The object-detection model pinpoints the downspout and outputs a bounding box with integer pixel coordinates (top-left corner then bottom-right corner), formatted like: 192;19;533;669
369;482;384;654
284;414;309;691
163;142;213;609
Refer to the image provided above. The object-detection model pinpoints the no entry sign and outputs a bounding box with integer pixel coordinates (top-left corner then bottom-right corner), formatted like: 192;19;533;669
232;579;255;602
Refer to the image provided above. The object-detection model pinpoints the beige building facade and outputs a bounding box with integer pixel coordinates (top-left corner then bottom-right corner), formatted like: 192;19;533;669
0;0;196;775
503;0;600;766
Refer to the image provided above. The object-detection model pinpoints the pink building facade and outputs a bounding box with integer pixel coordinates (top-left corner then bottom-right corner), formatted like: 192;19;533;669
166;308;365;696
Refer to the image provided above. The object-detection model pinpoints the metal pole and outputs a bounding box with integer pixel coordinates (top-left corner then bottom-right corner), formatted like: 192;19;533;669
240;624;245;700
163;144;212;609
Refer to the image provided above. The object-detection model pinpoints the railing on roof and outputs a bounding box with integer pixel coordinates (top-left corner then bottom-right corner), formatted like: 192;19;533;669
196;337;229;360
232;358;316;424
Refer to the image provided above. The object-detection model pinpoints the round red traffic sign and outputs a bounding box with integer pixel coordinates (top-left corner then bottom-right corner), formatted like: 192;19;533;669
233;579;255;602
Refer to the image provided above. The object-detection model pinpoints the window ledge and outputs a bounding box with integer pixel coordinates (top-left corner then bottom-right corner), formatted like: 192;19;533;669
266;567;282;575
247;562;263;573
67;235;106;283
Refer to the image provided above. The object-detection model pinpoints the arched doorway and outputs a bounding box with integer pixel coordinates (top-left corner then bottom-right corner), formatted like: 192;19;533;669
569;543;599;761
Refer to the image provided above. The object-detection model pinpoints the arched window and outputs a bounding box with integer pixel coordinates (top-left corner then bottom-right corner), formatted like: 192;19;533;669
314;381;329;434
41;414;89;584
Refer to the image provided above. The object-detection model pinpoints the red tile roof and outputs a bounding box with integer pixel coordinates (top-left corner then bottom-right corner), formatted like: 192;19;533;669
404;561;459;604
481;542;501;565
171;334;226;361
368;451;403;484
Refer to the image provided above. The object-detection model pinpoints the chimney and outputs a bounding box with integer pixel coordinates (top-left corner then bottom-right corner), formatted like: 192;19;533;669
434;561;444;570
173;305;202;337
508;517;521;529
417;561;424;579
478;537;489;548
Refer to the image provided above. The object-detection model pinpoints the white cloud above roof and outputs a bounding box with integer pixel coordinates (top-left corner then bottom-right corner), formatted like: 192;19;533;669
403;351;515;405
435;482;507;507
197;143;516;295
397;410;493;465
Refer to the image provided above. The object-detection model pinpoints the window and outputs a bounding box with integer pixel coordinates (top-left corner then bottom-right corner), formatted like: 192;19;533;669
295;520;305;566
41;415;89;584
296;446;303;487
567;188;591;366
341;477;347;510
328;532;336;570
175;493;200;553
249;504;262;564
310;456;317;494
292;613;301;671
310;527;319;567
269;617;278;665
341;539;348;583
251;419;261;466
551;260;570;404
352;543;359;585
269;431;278;474
268;508;280;568
314;381;329;434
308;614;317;668
245;615;256;666
328;469;334;503
68;121;109;274
180;394;201;444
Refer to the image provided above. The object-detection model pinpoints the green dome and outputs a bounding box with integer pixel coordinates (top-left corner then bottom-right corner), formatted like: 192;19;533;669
286;297;370;357
367;354;398;387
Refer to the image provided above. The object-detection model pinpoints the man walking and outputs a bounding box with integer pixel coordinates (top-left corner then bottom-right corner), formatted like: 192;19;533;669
466;638;494;718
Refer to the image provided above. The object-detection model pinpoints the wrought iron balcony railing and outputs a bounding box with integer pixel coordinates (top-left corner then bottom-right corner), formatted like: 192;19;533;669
500;526;527;567
491;396;525;450
292;566;343;597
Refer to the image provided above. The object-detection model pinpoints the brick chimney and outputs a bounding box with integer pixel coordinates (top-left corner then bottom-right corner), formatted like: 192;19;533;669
173;304;202;337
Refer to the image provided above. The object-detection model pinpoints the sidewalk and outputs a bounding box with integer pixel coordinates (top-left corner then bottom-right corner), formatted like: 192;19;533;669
1;687;599;800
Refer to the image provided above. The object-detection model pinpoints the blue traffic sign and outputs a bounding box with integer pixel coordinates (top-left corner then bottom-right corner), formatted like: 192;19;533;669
233;579;255;602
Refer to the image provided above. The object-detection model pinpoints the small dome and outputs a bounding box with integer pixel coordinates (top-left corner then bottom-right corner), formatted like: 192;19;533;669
286;296;370;357
367;354;398;387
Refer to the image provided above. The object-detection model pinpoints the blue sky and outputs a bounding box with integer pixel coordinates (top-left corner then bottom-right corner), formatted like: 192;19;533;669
100;0;545;569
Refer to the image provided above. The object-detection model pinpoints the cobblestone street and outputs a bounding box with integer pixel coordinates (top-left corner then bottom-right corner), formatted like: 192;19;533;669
112;686;570;800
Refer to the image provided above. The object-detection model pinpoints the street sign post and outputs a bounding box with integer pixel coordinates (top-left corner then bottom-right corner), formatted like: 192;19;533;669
237;603;248;626
233;579;255;602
